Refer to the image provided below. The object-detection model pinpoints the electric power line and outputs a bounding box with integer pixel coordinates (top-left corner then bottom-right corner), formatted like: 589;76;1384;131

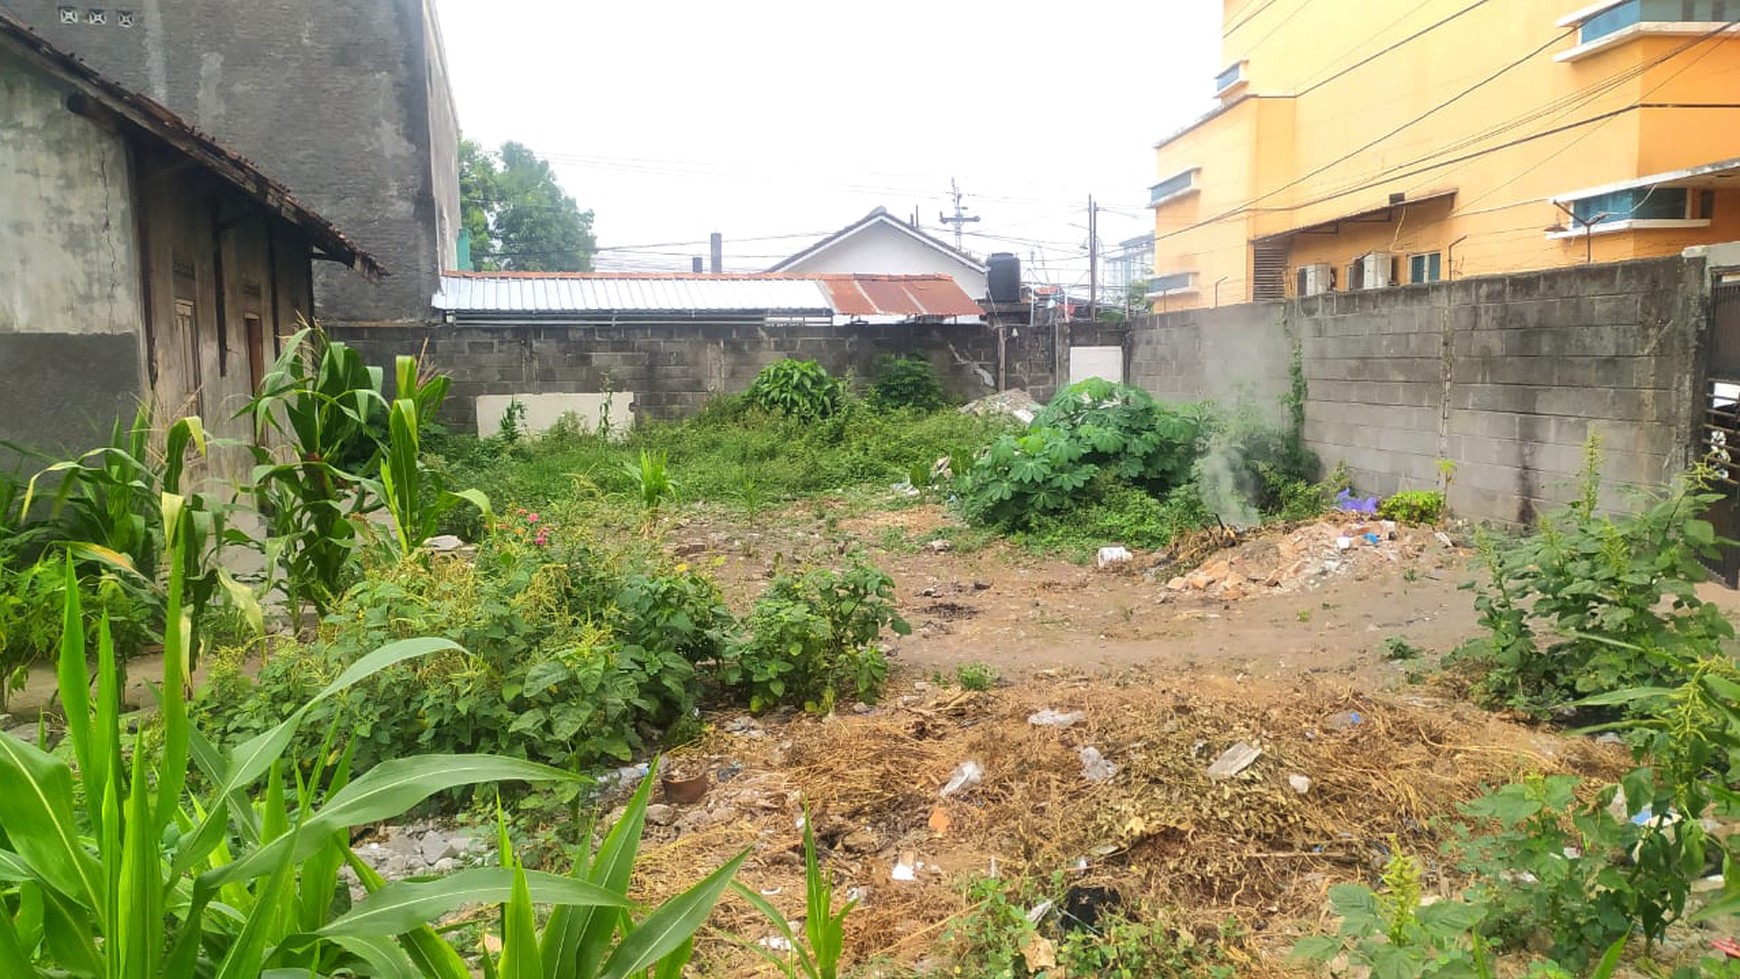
1161;21;1580;243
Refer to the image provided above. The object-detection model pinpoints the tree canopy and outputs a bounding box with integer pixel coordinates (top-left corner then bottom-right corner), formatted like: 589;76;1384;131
459;139;596;272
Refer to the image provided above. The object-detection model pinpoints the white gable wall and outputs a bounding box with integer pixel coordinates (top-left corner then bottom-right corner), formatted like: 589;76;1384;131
778;223;988;301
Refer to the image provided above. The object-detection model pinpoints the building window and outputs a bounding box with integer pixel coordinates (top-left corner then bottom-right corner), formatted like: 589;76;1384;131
1149;168;1200;207
116;10;135;27
85;9;106;25
1570;186;1690;223
1214;61;1248;95
1410;252;1443;284
1146;271;1195;296
58;7;78;23
1579;0;1731;43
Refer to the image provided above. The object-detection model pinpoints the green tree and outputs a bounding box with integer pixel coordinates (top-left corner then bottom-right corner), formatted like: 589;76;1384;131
459;138;596;272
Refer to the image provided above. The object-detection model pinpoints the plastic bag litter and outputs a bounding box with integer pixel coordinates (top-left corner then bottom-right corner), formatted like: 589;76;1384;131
940;761;984;798
1028;709;1086;728
1079;747;1118;782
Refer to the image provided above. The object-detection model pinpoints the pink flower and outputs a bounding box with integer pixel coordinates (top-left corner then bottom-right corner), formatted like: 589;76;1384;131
526;512;540;524
534;532;548;547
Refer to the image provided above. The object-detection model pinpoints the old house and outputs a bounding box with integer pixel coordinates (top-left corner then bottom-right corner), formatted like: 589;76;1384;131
770;207;991;306
18;0;457;331
0;11;380;473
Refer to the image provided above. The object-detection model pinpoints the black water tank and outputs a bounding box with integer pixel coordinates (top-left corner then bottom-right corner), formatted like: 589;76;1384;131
987;252;1021;303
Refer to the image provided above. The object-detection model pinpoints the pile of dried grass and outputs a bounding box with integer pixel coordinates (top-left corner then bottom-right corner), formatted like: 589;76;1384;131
627;674;1626;973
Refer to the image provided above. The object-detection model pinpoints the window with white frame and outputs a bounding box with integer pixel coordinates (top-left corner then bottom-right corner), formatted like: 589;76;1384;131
1410;252;1443;284
1148;168;1200;207
1146;271;1195;296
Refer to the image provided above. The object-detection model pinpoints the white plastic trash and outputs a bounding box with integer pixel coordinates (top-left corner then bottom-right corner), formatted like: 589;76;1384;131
940;761;984;798
1079;747;1118;782
1096;546;1133;568
1028;709;1086;728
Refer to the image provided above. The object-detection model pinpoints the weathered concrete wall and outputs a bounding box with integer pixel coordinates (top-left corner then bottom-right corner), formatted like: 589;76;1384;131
23;0;449;327
0;46;143;339
1114;257;1704;524
0;45;145;455
332;320;1059;432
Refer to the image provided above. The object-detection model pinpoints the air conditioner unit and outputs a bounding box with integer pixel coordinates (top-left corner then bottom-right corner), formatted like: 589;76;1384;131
1358;252;1396;290
1296;263;1333;297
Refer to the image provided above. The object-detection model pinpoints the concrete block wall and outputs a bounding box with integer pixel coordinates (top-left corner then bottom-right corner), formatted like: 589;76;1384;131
332;319;1059;433
1118;256;1705;525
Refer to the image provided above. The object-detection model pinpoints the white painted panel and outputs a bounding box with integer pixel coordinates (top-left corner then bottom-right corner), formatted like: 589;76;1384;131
475;392;636;439
1069;346;1124;386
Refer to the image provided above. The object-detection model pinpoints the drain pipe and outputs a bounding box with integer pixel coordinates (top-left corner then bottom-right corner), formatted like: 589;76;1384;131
1445;236;1469;280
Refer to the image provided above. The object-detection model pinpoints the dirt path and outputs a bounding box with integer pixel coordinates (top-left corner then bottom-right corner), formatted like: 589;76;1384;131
680;502;1481;690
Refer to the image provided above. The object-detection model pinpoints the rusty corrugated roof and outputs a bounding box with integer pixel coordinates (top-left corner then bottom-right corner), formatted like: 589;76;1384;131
0;10;383;281
434;272;983;319
818;275;985;318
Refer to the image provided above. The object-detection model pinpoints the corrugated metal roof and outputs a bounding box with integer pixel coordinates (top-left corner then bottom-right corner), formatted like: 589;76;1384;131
434;273;986;319
820;275;985;318
433;274;834;314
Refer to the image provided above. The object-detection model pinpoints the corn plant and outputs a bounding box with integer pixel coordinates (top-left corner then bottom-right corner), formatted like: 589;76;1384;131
354;768;752;979
19;407;255;665
379;355;489;556
241;326;387;616
735;804;855;979
0;514;623;977
626;449;676;533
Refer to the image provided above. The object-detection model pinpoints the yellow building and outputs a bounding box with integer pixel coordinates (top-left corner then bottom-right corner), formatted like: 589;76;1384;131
1149;0;1740;309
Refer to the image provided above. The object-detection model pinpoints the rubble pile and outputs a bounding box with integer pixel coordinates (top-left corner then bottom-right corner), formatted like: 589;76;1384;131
1163;516;1450;599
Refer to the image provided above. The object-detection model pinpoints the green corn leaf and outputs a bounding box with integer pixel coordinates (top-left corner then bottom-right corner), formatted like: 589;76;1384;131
210;755;579;888
214;828;302;979
730;882;816;979
55;557;92;817
0;849;32;881
595;848;750;979
343;848;471;979
39;884;103;976
155;521;190;834
0;901;39;979
217;638;463;798
326;933;421;979
498;862;542;979
542;766;655;979
322;868;629;939
0;733;104;912
117;738;161;979
652;939;694;979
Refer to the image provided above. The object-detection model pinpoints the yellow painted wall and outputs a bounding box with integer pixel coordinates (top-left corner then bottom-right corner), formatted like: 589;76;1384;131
1152;1;1740;308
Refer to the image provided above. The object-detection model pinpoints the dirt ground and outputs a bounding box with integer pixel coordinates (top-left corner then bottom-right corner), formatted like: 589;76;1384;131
635;498;1740;974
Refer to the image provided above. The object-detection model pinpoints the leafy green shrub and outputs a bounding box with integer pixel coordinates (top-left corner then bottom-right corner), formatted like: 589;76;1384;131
1450;460;1732;718
960;427;1095;529
1016;479;1205;555
1380;489;1446;525
747;359;846;420
871;354;948;412
0;526;620;978
722;553;910;713
1032;379;1206;491
202;526;732;778
955;662;999;691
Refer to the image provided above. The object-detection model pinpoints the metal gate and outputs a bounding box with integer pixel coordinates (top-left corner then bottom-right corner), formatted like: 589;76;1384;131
1700;276;1740;586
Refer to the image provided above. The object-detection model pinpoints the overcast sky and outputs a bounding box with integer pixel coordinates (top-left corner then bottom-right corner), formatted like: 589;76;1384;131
433;0;1221;282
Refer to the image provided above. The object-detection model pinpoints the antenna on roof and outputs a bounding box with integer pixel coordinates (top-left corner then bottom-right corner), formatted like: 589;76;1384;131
938;177;980;250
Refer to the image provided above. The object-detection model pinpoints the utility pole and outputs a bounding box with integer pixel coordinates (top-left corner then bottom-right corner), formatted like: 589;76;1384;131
937;178;979;250
1087;195;1098;323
